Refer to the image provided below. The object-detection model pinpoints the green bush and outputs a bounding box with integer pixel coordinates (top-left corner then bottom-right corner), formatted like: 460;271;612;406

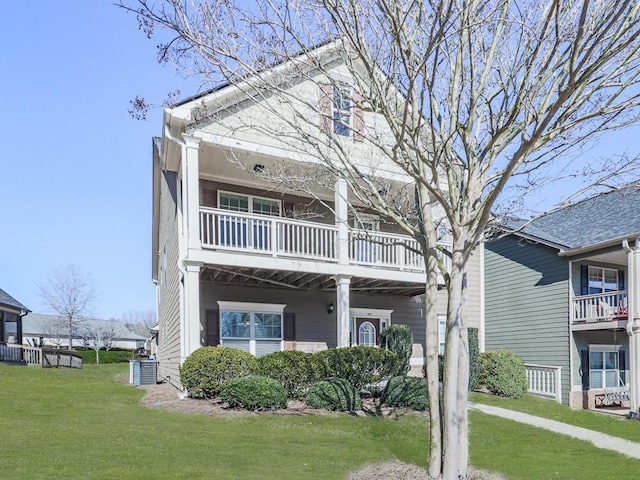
76;349;136;364
479;350;528;399
306;378;362;412
180;346;257;398
256;351;325;399
381;376;428;411
315;346;399;392
379;324;413;376
219;375;287;411
468;327;480;391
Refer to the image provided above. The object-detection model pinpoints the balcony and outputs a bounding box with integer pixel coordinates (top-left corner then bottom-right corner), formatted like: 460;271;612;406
571;291;628;330
199;207;448;275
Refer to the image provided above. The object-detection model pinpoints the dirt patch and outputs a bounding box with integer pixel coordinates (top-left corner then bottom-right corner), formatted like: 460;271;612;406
137;381;426;418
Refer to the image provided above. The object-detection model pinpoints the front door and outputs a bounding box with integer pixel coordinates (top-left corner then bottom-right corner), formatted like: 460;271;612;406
354;318;380;347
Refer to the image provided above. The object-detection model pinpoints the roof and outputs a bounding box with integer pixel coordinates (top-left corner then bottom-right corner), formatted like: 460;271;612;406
508;184;640;250
0;288;30;312
22;313;147;341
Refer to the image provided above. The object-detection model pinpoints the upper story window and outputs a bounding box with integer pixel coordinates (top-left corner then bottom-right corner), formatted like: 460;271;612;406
218;191;280;216
588;266;619;294
333;84;352;136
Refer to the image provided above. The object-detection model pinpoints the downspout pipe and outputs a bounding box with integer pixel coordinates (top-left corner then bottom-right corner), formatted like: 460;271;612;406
623;237;640;418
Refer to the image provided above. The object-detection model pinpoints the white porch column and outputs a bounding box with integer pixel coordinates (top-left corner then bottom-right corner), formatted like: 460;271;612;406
625;238;640;415
181;261;203;362
184;136;201;251
335;178;349;264
334;274;351;347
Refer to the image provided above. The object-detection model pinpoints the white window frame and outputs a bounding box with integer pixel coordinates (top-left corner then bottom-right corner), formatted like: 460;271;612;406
358;321;377;347
588;266;619;295
332;84;352;137
217;301;286;356
438;315;446;355
588;344;623;390
218;190;281;217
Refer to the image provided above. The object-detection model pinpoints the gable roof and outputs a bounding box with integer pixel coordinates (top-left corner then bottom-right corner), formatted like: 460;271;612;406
0;288;30;313
509;185;640;250
22;314;147;341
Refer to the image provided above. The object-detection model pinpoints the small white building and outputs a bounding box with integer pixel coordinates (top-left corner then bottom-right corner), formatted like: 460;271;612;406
22;313;147;350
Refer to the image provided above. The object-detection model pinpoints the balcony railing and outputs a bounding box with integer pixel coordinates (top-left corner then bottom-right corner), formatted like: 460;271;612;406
200;207;450;273
572;291;628;324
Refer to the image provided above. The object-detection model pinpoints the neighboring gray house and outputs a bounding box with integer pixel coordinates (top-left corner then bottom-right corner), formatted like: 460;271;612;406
22;313;147;350
0;288;30;345
485;185;640;414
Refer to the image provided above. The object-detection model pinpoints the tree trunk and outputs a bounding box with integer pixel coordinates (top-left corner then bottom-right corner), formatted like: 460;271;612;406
68;316;73;351
424;247;442;477
442;246;465;479
456;270;470;477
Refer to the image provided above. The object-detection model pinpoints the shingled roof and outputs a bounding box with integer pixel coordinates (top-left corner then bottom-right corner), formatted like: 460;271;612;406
0;288;30;312
513;185;640;250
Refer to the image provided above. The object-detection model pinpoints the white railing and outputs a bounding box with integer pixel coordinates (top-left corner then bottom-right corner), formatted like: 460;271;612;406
0;344;41;365
199;207;450;273
525;363;562;403
200;208;337;262
19;345;42;365
572;291;628;323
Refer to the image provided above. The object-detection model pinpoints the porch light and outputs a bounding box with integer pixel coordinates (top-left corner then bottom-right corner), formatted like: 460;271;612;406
327;302;334;314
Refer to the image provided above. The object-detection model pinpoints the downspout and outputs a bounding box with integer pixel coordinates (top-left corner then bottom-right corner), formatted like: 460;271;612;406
164;120;190;375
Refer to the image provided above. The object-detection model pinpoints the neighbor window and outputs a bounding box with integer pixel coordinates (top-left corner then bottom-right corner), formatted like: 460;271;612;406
589;348;621;389
438;315;446;355
588;267;618;295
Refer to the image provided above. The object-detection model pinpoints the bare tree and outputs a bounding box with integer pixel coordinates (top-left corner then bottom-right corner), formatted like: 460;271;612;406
121;1;640;477
38;265;98;351
119;309;157;337
37;316;69;348
81;324;118;364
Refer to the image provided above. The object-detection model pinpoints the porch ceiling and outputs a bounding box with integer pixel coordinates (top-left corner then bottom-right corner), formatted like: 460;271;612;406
201;265;426;297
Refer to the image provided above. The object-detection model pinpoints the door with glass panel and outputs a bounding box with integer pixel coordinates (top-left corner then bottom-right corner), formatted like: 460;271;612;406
354;318;380;347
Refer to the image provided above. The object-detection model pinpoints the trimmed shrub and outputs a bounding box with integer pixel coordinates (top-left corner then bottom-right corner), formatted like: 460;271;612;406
315;346;399;392
180;346;257;398
306;378;362;412
219;375;287;411
468;327;480;391
381;376;428;411
479;350;528;399
256;350;325;399
76;349;136;364
379;324;413;375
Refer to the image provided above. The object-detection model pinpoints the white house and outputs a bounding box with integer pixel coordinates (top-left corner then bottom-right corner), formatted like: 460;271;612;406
151;40;485;389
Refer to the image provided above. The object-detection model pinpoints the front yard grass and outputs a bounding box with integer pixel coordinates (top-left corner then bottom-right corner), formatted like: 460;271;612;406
2;363;640;479
470;392;640;443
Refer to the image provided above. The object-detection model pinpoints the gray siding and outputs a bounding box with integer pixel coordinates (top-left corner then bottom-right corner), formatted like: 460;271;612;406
199;283;426;352
156;170;182;388
485;236;571;403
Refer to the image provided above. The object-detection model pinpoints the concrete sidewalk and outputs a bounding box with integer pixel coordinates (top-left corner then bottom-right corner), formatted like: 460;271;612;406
469;403;640;459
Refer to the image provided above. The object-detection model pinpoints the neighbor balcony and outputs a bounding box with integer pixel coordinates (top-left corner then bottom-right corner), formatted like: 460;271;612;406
571;291;628;330
199;207;448;274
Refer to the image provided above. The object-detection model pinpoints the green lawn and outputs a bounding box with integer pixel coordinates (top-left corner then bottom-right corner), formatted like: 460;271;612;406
2;364;640;479
470;392;640;443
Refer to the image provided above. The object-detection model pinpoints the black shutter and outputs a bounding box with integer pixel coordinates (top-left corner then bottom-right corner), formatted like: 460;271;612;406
580;350;590;390
619;350;626;385
618;270;625;291
205;309;220;346
580;265;589;295
284;313;296;341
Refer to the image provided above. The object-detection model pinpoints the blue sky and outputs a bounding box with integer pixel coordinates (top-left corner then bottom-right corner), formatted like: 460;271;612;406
1;2;638;320
0;1;197;319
